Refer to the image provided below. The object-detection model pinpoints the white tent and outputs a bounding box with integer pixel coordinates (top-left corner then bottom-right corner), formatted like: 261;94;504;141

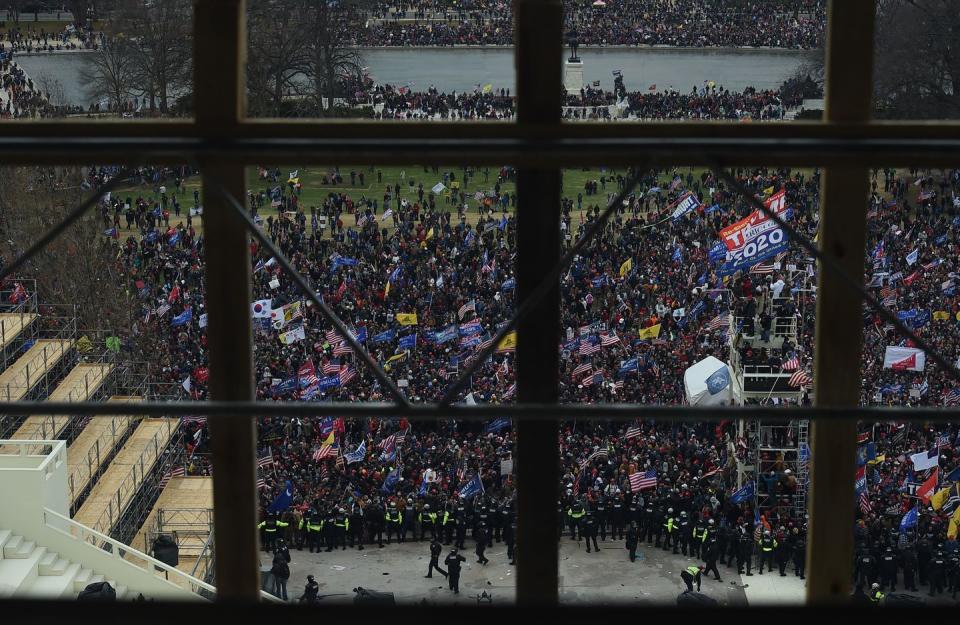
683;356;739;406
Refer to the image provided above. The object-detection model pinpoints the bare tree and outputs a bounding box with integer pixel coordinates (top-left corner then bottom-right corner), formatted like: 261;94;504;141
81;36;137;111
300;0;369;116
0;167;134;334
246;0;310;117
33;73;68;109
874;0;960;119
108;0;192;114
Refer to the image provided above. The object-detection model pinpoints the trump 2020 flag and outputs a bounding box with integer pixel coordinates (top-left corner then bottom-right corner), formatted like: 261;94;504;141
458;474;485;499
170;308;193;327
267;480;294;513
729;480;754;504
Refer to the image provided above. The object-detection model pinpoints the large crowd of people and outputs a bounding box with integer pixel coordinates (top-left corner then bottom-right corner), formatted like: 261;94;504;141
82;160;960;602
366;83;799;121
360;0;825;48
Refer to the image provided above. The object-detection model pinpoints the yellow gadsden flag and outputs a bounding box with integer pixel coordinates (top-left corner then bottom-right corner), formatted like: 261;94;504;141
76;335;94;353
396;313;418;326
949;506;960;540
637;324;662;340
933;310;950;321
619;258;633;278
496;331;517;352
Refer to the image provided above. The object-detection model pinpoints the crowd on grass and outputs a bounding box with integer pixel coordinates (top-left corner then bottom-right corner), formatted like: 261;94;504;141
75;161;960;600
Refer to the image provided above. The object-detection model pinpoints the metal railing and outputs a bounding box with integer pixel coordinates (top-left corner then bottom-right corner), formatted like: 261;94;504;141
41;507;216;599
90;418;180;537
68;414;140;507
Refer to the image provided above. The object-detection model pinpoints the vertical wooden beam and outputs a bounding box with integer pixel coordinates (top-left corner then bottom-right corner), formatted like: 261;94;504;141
194;0;259;602
514;0;562;607
806;0;874;605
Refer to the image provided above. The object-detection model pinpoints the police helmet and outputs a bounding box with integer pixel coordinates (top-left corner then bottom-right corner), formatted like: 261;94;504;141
764;530;771;537
307;575;315;582
708;519;715;526
680;511;687;517
424;504;430;510
871;583;880;591
667;508;674;514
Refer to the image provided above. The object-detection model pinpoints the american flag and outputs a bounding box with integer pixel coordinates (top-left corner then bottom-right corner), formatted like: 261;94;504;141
625;426;643;440
750;261;775;275
158;466;185;489
333;343;353;356
612;380;624;391
880;286;896;308
322;359;341;375
313;444;338;461
155;303;171;318
325;329;343;345
256;477;267;490
357;214;369;227
396;428;408;445
257;449;274;468
456;462;467;482
600;333;620;347
859;491;872;515
299;359;319;385
782;352;800;371
335;447;346;469
706;312;730;332
580;448;608;470
944;388;960;406
579;341;601;356
458;300;476;320
378;434;397;452
320;463;329;481
338;367;356;386
629;470;657;491
477;338;494;352
502;383;516;399
789;370;812;388
182;416;207;425
571;362;593;379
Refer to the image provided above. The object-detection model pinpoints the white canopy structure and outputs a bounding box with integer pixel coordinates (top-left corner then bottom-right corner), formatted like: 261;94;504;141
683;355;740;406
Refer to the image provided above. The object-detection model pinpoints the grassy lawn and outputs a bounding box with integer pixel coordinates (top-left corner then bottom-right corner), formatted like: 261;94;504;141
0;20;104;36
114;165;648;236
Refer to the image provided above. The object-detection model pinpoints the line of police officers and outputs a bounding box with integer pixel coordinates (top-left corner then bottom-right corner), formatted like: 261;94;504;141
258;495;517;563
853;529;960;600
560;495;807;580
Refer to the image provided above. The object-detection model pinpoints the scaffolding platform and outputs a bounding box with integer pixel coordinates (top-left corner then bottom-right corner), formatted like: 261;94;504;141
72;418;179;531
5;362;113;445
0;312;37;352
127;478;214;579
67;397;144;508
0;339;74;403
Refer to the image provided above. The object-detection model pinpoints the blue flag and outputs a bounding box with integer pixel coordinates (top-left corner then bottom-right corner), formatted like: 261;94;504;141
344;441;366;465
944;465;960;482
857;442;877;467
729;481;754;504
484;418;510;434
432;325;458;344
458;474;485;500
171;308;193;327
352;327;367;343
501;278;516;291
381;469;399;493
672;247;682;262
317;375;340;390
617;358;639;378
706;366;731;395
399;333;417;350
372;328;396;344
267;480;294;513
899;507;918;534
169;231;180;246
331;256;359;271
